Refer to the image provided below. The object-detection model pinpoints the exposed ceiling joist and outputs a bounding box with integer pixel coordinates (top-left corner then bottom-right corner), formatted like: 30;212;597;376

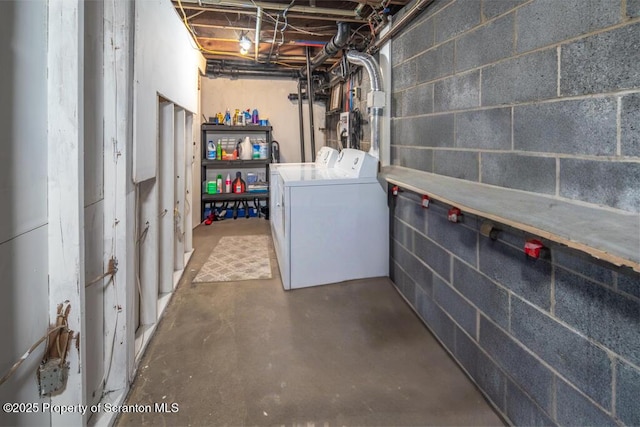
173;0;412;74
176;0;358;18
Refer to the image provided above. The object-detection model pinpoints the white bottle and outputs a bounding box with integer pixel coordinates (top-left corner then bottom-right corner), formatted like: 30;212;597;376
225;173;231;193
207;140;216;160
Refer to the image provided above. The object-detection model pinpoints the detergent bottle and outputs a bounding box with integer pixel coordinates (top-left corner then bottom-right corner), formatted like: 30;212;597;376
206;140;216;160
239;136;253;160
232;171;246;194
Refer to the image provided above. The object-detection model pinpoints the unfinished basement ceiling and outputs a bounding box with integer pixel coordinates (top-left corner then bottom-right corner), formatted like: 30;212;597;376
173;0;411;75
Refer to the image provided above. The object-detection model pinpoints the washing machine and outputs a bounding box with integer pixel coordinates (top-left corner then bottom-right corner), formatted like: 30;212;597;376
270;148;388;290
269;146;339;231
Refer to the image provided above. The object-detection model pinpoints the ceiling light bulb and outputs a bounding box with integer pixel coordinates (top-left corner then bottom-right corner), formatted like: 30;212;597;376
239;35;252;51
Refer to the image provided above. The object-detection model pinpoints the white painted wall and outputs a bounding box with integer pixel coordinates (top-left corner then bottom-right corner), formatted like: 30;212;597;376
100;0;136;418
158;103;176;294
201;78;327;164
0;1;50;425
47;0;87;425
133;0;205;182
1;0;203;425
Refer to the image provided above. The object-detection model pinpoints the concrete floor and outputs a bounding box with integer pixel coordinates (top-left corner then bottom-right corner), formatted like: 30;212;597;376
117;218;505;426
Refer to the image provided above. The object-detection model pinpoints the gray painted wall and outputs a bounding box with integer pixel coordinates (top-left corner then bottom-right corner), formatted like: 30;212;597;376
83;0;106;407
390;0;640;425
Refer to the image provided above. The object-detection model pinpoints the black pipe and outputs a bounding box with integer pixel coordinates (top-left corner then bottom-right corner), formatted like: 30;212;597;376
305;47;316;162
288;93;328;102
298;79;306;162
206;68;299;79
299;22;350;77
206;61;299;79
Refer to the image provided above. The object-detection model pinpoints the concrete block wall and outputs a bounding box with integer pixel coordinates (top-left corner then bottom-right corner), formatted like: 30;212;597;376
391;0;640;212
390;1;640;425
390;193;640;426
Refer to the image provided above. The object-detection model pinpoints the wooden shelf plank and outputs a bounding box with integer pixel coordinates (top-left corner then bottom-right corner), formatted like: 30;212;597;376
381;166;640;272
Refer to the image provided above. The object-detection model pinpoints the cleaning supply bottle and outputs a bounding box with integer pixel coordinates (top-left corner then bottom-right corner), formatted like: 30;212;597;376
207;140;216;160
259;140;268;159
207;180;216;194
216;139;222;160
251;109;259;124
239;136;253;160
216;174;223;193
224;109;231;126
225;173;231;193
232;171;246;194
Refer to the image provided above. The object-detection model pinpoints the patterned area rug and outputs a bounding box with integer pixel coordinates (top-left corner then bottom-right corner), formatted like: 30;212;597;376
193;235;272;282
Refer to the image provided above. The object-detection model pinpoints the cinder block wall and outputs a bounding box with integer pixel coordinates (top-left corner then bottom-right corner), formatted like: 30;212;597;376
390;0;640;425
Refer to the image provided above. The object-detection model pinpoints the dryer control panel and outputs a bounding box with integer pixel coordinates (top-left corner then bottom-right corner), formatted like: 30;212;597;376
334;148;378;178
315;146;339;168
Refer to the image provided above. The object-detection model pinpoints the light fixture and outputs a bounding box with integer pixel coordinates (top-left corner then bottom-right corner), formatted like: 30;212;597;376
239;33;252;54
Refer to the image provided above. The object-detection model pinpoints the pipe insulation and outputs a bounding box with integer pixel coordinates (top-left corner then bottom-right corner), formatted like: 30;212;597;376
346;50;384;158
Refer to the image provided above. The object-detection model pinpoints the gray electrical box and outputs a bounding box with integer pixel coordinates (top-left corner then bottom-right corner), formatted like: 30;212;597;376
38;359;68;396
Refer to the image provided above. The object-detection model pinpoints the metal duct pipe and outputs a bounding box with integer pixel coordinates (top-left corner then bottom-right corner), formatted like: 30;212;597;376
254;7;262;62
346;50;384;158
305;47;316;161
298;79;306;162
299;22;350;77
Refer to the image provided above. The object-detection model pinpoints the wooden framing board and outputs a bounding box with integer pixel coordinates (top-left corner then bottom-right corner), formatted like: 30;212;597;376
382;166;640;272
